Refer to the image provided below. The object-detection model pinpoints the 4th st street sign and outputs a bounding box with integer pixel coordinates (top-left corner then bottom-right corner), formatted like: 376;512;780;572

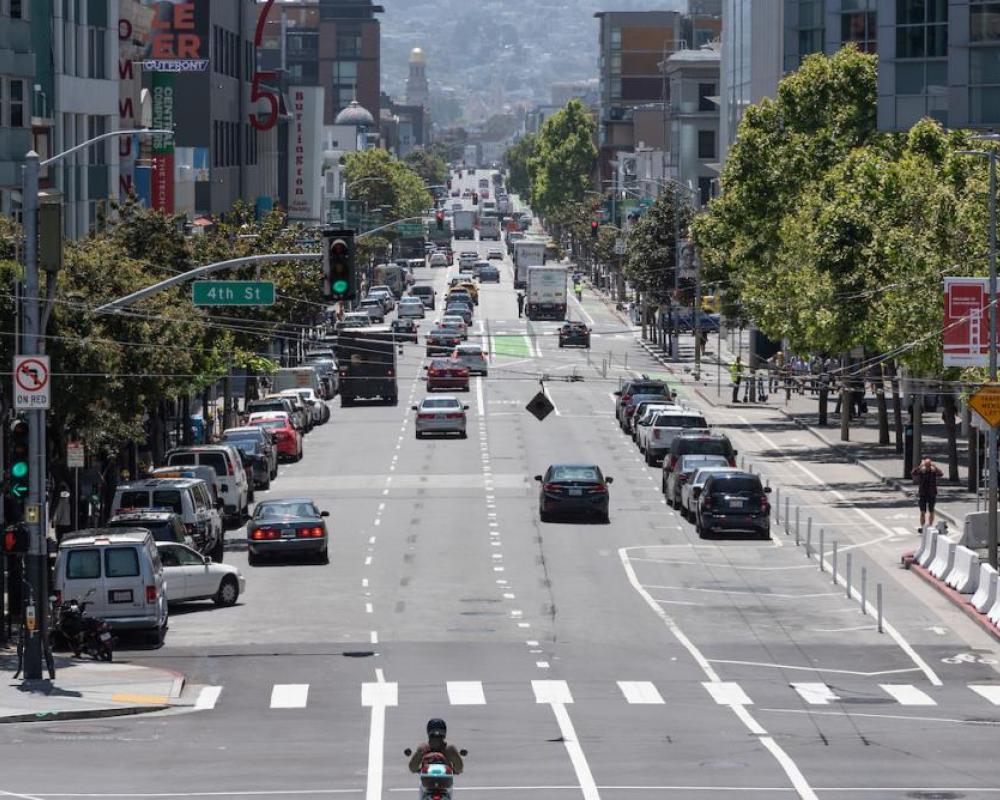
193;281;275;306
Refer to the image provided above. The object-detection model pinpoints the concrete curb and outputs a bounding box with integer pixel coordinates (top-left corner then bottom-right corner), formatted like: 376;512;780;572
0;703;170;724
904;555;1000;644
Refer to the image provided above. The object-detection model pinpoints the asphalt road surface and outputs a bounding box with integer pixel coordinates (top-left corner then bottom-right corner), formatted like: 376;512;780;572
2;170;999;800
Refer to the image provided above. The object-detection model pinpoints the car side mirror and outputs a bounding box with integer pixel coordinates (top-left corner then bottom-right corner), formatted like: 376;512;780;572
533;475;543;482
320;511;330;517
205;556;213;564
764;486;772;493
463;404;470;410
605;476;614;484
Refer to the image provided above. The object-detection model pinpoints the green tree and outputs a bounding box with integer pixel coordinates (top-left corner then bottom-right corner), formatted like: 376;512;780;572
404;148;449;187
529;100;597;220
624;192;692;303
504;134;537;201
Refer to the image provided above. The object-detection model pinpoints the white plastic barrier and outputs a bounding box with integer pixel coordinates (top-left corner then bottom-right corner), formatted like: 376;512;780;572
971;564;999;614
929;540;956;581
945;545;980;594
917;530;940;569
988;590;1000;626
914;526;936;564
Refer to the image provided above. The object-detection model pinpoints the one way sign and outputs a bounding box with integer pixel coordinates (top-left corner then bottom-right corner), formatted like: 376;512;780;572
14;355;50;410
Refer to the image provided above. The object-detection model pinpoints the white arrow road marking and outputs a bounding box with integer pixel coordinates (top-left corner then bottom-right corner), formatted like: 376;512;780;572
532;680;600;800
791;683;840;705
362;670;398;800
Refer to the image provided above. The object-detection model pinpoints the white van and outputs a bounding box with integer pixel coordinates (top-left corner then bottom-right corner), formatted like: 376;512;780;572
164;446;250;524
111;477;224;561
272;366;321;396
54;528;169;644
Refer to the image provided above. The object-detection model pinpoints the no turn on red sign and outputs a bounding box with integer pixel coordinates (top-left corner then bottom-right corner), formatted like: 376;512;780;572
14;355;50;410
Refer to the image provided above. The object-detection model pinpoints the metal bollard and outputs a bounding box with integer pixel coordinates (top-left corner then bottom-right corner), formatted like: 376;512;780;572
795;507;801;543
861;567;867;615
784;497;790;533
818;529;825;572
832;541;838;584
805;523;812;558
739;455;745;470
608;351;613;368
846;553;852;598
775;487;781;522
876;583;884;633
624;352;628;370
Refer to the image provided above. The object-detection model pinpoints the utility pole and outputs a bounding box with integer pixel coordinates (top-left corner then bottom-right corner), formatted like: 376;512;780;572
693;246;702;382
989;149;998;570
672;186;681;360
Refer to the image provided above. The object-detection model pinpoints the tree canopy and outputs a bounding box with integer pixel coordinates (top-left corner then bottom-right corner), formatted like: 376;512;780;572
528;100;597;220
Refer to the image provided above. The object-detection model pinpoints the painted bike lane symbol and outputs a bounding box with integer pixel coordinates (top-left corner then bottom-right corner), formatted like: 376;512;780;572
941;652;998;665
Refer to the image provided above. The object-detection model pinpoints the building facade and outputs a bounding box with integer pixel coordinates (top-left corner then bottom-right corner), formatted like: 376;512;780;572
405;46;428;108
0;0;34;219
665;45;720;205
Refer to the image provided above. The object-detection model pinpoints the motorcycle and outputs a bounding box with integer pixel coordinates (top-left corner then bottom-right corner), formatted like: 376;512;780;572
52;590;114;661
404;748;468;800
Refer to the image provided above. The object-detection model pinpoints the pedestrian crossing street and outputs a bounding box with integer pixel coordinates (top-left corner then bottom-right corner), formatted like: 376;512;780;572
190;678;1000;714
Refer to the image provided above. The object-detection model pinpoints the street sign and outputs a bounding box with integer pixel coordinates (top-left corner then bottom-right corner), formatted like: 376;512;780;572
67;441;85;468
970;384;1000;428
614;238;626;255
526;391;555;422
396;223;425;238
192;281;275;306
14;355;50;410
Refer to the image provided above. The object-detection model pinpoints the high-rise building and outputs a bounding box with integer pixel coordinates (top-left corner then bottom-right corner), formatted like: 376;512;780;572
0;0;34;220
405;47;429;108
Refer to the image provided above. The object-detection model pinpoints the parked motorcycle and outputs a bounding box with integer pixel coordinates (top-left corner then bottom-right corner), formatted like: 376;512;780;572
404;748;468;800
52;590;114;661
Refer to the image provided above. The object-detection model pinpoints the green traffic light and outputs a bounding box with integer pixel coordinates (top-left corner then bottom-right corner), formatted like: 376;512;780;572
11;461;27;479
333;279;349;294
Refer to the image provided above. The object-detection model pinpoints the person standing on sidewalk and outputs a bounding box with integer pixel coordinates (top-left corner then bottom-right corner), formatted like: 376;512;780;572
730;357;744;403
912;457;943;530
516;291;524;318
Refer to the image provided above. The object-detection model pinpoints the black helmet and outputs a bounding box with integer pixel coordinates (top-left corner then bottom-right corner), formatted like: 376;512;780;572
426;718;447;737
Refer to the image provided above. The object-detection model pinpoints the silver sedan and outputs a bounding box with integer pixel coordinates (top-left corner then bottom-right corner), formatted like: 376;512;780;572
413;396;469;439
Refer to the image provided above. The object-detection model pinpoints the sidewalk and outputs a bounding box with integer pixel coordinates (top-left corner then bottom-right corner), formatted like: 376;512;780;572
0;649;187;723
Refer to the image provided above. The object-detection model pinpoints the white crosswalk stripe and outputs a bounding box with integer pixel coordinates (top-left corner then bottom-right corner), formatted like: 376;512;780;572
791;682;840;705
270;684;309;709
194;686;222;710
969;685;1000;704
617;681;665;704
702;681;753;706
879;684;937;706
532;680;573;704
447;681;486;705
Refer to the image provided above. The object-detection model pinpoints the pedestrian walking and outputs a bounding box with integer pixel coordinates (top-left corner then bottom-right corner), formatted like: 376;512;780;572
730;356;743;403
516;291;524;318
757;369;768;402
911;456;943;530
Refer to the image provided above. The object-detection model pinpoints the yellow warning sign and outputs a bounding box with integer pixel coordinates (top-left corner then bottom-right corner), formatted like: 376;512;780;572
969;384;1000;428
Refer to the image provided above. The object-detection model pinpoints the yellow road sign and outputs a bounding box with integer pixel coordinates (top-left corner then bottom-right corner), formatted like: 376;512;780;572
969;384;1000;428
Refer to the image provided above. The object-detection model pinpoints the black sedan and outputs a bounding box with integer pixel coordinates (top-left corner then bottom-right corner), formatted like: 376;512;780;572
558;321;591;348
247;498;330;566
390;318;419;344
535;464;613;523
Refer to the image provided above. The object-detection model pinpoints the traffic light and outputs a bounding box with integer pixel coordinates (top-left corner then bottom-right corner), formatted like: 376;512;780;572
591;220;599;239
8;418;29;503
2;523;29;555
322;229;356;301
472;192;478;205
436;210;445;231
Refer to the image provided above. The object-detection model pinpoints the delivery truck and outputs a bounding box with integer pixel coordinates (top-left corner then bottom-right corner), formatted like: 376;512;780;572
526;265;568;321
513;240;546;289
453;210;476;240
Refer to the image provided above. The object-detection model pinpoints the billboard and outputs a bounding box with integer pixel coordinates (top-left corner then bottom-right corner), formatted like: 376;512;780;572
287;87;324;222
142;1;209;72
943;277;995;367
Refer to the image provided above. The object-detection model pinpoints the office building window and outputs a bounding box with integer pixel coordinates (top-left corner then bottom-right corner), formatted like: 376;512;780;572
697;129;716;160
7;0;27;19
842;10;877;53
88;27;106;79
971;1;1000;41
6;77;26;128
87;116;107;165
698;82;716;112
896;0;947;58
971;46;1000;123
697;176;715;206
336;30;361;58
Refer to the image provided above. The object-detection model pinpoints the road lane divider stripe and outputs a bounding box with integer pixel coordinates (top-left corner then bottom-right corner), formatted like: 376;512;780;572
790;683;840;705
361;675;398;800
879;684;936;706
970;685;1000;704
447;681;486;705
194;686;222;711
270;684;309;709
617;680;665;704
532;680;600;800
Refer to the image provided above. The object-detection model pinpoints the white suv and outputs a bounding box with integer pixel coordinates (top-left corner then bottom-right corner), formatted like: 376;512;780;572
397;298;426;319
165;447;250;526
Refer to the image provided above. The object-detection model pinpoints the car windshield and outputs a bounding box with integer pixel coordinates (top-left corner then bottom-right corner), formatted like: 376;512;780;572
169;452;197;465
223;431;261;442
655;415;708;428
681;455;729;472
257;501;316;518
422;399;461;410
711;477;762;495
550;466;602;482
680;440;730;457
255;419;286;430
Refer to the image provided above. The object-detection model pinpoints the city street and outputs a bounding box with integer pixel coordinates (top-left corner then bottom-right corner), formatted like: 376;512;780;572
0;170;997;800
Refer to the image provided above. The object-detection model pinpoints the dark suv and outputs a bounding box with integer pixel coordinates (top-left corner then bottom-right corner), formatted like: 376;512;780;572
695;472;771;540
662;433;737;479
615;379;673;430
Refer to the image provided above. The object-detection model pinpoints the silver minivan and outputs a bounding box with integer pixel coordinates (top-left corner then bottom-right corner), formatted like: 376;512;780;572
165;446;250;524
54;528;169;644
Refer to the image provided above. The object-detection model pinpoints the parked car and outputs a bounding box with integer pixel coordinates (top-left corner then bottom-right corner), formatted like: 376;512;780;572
105;511;193;549
246;498;330;566
615;379;673;429
425;358;470;392
695;471;772;540
535;464;613;523
54;528;169;645
157;542;244;607
664;454;731;510
164;445;251;524
246;413;302;462
680;466;741;521
221;426;278;481
358;298;386;323
639;409;710;466
663;433;738;481
390;318;419;343
247;396;305;433
413;395;469;439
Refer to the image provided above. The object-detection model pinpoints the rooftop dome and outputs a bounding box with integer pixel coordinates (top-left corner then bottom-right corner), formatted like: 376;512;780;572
335;100;375;127
410;47;426;63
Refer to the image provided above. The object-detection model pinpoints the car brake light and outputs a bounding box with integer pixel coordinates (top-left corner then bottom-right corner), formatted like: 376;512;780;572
543;483;560;492
622;394;632;404
417;413;435;419
678;474;689;484
703;495;713;509
387;368;395;377
445;413;464;419
251;528;280;540
586;484;608;494
145;585;157;604
296;526;324;538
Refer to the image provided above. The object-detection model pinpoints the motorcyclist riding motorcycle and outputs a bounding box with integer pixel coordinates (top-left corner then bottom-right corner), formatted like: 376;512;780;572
408;718;464;775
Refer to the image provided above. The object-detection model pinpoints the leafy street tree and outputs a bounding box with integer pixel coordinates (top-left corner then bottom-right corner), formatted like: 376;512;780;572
529;100;597;221
404;148;449;187
624;191;692;307
504;133;537;202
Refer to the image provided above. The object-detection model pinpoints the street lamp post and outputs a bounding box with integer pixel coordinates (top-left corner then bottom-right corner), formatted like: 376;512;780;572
19;128;172;680
962;139;1000;570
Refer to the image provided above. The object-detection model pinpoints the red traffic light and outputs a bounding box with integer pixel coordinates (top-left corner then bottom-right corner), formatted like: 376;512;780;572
591;221;599;229
436;210;444;220
2;524;29;555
